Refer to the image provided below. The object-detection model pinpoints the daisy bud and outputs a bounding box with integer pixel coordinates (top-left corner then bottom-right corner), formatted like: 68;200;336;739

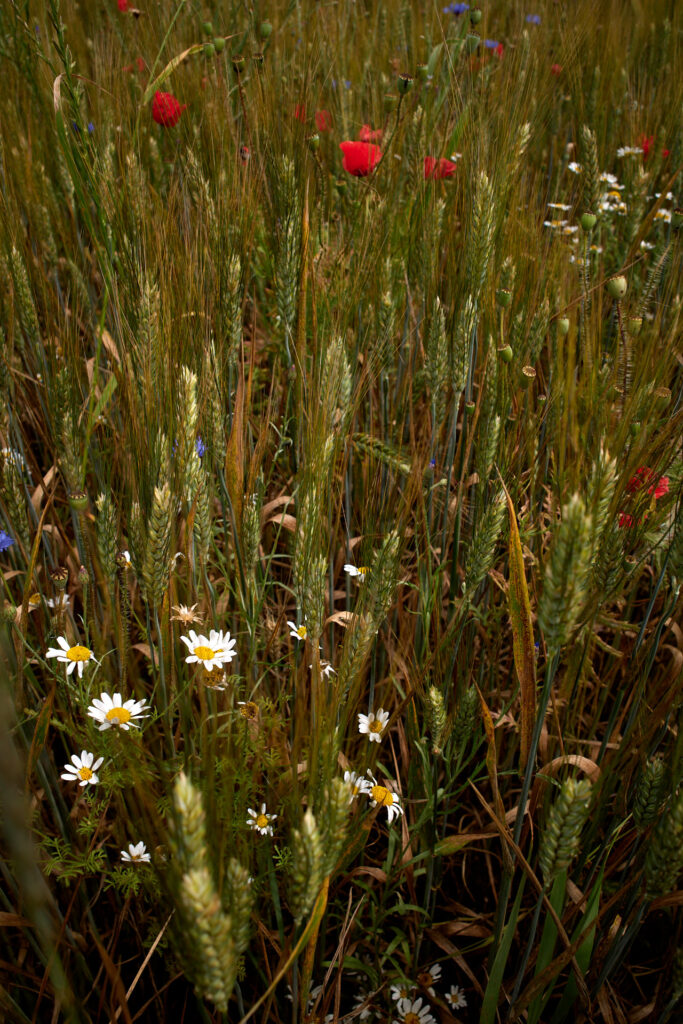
520;365;536;388
470;7;483;24
606;275;627;300
50;566;69;590
496;287;512;308
497;344;513;363
259;20;273;39
556;317;570;336
214;37;225;53
398;73;414;95
580;211;597;231
627;316;643;336
466;32;480;53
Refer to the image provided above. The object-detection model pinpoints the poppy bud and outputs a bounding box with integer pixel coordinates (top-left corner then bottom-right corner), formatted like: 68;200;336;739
466;32;480;53
398;73;414;95
672;208;683;230
202;21;213;35
580;211;597;231
416;63;428;82
214;37;225;53
239;145;250;163
629;421;641;437
498;344;513;363
204;42;216;58
520;366;536;388
606;275;627;300
259;21;273;39
556;317;570;336
496;287;512;308
470;7;483;24
627;316;642;336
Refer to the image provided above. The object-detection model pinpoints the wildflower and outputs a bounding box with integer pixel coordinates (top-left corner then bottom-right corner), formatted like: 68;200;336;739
526;13;541;24
246;803;276;835
311;660;336;678
238;700;259;720
568;161;582;173
343;770;372;798
171;603;202;626
544;219;568;229
195;436;206;458
640;134;655;161
0;530;14;552
367;772;404;824
344;564;369;581
443;2;469;12
654;209;671;223
117;0;130;10
358;707;390;742
359;123;383;143
445;985;467;1010
46;636;95;677
484;39;504;57
626;468;668;499
294;103;307;122
61;750;104;787
87;692;149;731
561;225;579;236
121;842;151;863
417;964;442;997
640;240;655;251
47;594;71;611
394;995;435;1024
240;145;250;163
118;549;132;568
339;141;382;177
352;992;374;1020
547;202;571;211
287;620;308;641
617;145;644;158
424;156;456;179
315;110;332;131
390;982;416;1003
599;172;620;186
180;629;237;671
551;63;563;75
152;90;186;128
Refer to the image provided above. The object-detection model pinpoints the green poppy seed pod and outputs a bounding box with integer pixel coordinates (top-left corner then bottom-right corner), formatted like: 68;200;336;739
232;55;245;74
259;21;273;39
466;32;481;53
496;287;512;308
464;400;476;415
398;73;414;95
607;275;628;300
384;93;399;111
538;393;548;406
204;42;216;58
416;63;428;82
50;566;69;591
627;316;643;336
202;21;214;36
654;386;671;410
580;211;597;231
252;51;264;66
498;344;513;363
630;421;641;437
556;317;570;336
470;7;483;24
335;177;347;194
521;365;536;388
214;37;225;53
68;489;88;511
307;133;320;152
672;207;683;230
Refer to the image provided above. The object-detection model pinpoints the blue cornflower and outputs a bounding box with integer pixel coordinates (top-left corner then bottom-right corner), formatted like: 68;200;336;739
526;14;541;25
429;458;436;469
87;122;95;134
0;530;14;553
443;2;470;13
484;39;500;49
195;437;206;458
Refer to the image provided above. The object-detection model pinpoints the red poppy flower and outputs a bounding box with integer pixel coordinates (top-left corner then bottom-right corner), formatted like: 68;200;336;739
618;513;634;529
359;123;383;143
424;156;456;180
626;467;669;499
494;42;504;58
118;0;130;10
315;110;332;131
640;135;655;161
152;91;186;127
294;104;306;123
339;141;382;177
550;63;563;76
662;148;670;158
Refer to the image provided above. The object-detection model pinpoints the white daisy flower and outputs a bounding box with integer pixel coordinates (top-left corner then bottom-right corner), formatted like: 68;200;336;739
367;772;404;824
246;802;277;836
343;770;372;799
180;629;236;671
445;985;467;1010
119;550;132;566
46;636;96;677
567;161;582;173
47;594;71;611
344;563;369;581
654;208;671;223
287;620;307;641
352;992;374;1020
543;219;568;229
561;225;579;236
616;146;643;157
310;660;336;678
390;982;416;1003
121;841;151;863
394;996;435;1024
640;240;656;251
358;708;389;743
87;692;149;731
417;964;442;997
547;202;571;211
599;172;620;185
61;750;104;787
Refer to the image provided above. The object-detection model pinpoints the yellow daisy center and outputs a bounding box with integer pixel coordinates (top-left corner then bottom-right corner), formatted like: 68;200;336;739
296;626;307;638
369;719;384;733
358;566;369;575
67;645;92;662
405;1013;420;1024
371;785;394;807
240;702;258;720
78;766;93;781
417;971;431;986
194;645;219;660
106;706;132;724
256;814;269;829
28;593;41;607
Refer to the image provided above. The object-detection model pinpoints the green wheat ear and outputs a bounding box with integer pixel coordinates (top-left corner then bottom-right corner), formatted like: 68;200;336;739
538;494;593;653
632;756;668;829
95;492;117;582
539;778;592;886
289;808;324;925
643;788;683;899
452;686;479;759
